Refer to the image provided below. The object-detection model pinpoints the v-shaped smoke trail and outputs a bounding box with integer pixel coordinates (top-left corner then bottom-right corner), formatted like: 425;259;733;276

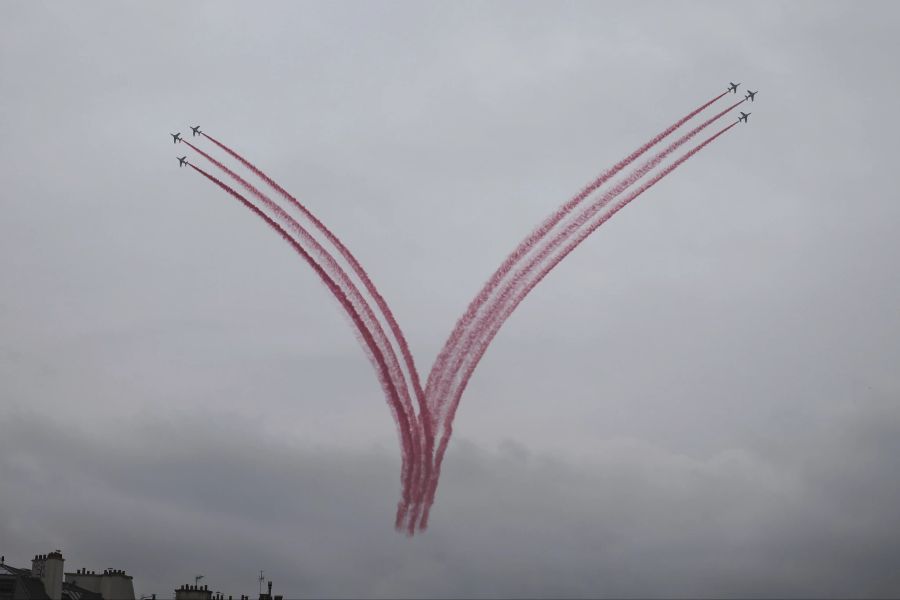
178;87;744;533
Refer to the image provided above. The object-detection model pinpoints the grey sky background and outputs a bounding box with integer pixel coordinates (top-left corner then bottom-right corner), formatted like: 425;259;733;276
1;1;899;597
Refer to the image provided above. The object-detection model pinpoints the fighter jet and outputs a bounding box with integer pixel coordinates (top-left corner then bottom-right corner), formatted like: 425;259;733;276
171;132;183;144
738;111;751;123
745;90;758;102
190;125;202;136
727;82;740;94
177;156;188;167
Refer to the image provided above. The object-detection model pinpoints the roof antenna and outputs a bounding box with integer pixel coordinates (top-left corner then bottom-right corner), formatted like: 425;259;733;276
258;571;264;596
195;575;204;587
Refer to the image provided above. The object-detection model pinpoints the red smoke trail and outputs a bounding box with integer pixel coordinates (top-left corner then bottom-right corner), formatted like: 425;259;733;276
188;162;417;525
433;99;746;425
420;121;739;526
200;134;432;519
425;91;729;423
182;139;422;522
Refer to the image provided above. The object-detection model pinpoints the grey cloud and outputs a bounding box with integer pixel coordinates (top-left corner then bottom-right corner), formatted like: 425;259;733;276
2;1;900;597
2;405;899;598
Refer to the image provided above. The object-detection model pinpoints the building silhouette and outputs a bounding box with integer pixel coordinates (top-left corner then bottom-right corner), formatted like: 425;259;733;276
173;580;281;600
0;551;133;600
1;552;282;600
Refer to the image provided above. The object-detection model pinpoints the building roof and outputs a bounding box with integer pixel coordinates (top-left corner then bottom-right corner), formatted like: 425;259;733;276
61;581;103;600
0;564;29;577
21;577;50;600
0;561;101;600
0;563;50;599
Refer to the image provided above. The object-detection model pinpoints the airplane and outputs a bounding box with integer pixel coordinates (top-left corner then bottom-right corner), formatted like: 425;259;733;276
745;89;757;102
177;156;188;167
190;125;202;136
171;132;182;144
738;111;751;123
727;82;740;93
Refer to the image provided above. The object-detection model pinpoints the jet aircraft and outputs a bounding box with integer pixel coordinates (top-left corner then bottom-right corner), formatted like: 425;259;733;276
745;90;757;102
727;82;740;93
171;132;183;144
177;156;188;167
190;125;202;136
738;111;751;123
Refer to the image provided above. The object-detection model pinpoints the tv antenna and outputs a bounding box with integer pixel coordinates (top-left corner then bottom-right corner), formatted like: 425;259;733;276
258;570;265;595
194;575;204;587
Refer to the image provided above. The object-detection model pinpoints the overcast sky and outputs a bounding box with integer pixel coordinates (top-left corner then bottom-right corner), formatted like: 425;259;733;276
2;1;899;597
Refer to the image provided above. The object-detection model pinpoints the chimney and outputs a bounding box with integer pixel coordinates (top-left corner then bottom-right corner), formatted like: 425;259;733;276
40;551;65;600
99;567;134;600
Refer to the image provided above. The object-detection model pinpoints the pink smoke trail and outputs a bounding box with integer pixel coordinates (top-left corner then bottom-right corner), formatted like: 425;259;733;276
183;139;422;523
424;91;730;417
187;162;416;526
200;134;431;532
433;99;746;426
201;136;426;425
420;121;740;528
